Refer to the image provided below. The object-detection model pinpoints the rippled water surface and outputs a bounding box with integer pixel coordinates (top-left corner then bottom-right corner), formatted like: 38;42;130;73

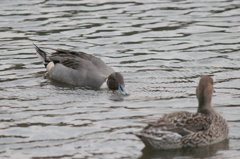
1;0;240;158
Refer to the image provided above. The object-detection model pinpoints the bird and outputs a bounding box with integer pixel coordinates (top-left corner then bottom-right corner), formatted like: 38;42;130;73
135;76;228;149
33;44;129;95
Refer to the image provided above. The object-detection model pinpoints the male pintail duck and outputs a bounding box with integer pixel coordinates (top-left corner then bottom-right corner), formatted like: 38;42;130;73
34;44;129;95
135;76;228;149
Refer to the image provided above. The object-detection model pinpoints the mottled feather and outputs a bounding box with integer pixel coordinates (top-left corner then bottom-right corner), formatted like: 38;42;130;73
135;76;228;149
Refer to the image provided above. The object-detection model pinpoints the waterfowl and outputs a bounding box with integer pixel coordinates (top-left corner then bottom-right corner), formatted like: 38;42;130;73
135;76;228;149
34;44;129;95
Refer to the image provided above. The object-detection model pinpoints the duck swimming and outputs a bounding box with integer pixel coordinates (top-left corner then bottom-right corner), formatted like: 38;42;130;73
34;44;129;95
135;76;228;149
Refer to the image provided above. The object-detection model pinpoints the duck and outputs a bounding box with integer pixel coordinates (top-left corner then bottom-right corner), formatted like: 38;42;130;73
33;44;129;95
135;76;228;149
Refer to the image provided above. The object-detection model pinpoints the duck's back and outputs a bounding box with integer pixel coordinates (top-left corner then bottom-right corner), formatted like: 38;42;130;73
136;111;228;149
136;112;193;149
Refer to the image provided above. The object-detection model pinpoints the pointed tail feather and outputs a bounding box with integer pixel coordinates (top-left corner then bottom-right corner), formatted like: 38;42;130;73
33;43;50;67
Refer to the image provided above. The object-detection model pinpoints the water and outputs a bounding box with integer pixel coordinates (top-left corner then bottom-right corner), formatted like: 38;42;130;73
0;0;240;158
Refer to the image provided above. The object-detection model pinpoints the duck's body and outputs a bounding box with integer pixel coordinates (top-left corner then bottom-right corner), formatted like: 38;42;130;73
135;76;228;149
43;48;114;88
34;44;128;95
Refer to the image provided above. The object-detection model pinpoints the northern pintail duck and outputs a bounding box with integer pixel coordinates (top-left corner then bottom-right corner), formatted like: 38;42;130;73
135;76;228;149
34;44;129;95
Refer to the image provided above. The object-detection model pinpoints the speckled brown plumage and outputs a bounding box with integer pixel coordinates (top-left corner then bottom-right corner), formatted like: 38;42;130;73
135;76;228;149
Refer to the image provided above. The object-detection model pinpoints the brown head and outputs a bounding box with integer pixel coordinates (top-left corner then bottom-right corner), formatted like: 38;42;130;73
196;76;214;114
107;72;129;95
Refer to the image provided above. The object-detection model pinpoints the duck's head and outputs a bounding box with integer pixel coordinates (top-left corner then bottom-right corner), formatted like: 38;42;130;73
196;76;214;112
107;72;129;96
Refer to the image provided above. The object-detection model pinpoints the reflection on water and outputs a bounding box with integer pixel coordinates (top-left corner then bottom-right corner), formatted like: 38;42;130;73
140;139;229;159
1;0;240;158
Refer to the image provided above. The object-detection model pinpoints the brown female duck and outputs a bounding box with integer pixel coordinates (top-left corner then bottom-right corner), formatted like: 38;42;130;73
135;76;228;149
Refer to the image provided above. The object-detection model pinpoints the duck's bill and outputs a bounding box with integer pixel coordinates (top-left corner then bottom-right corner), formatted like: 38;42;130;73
118;83;130;96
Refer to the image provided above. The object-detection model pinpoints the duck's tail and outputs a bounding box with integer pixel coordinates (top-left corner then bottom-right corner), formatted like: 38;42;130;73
33;43;50;68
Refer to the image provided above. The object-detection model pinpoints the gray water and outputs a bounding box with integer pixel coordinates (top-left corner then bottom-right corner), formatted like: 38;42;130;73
1;0;240;158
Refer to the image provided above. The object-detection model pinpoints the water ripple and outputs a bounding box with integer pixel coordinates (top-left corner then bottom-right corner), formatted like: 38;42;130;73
0;0;240;158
